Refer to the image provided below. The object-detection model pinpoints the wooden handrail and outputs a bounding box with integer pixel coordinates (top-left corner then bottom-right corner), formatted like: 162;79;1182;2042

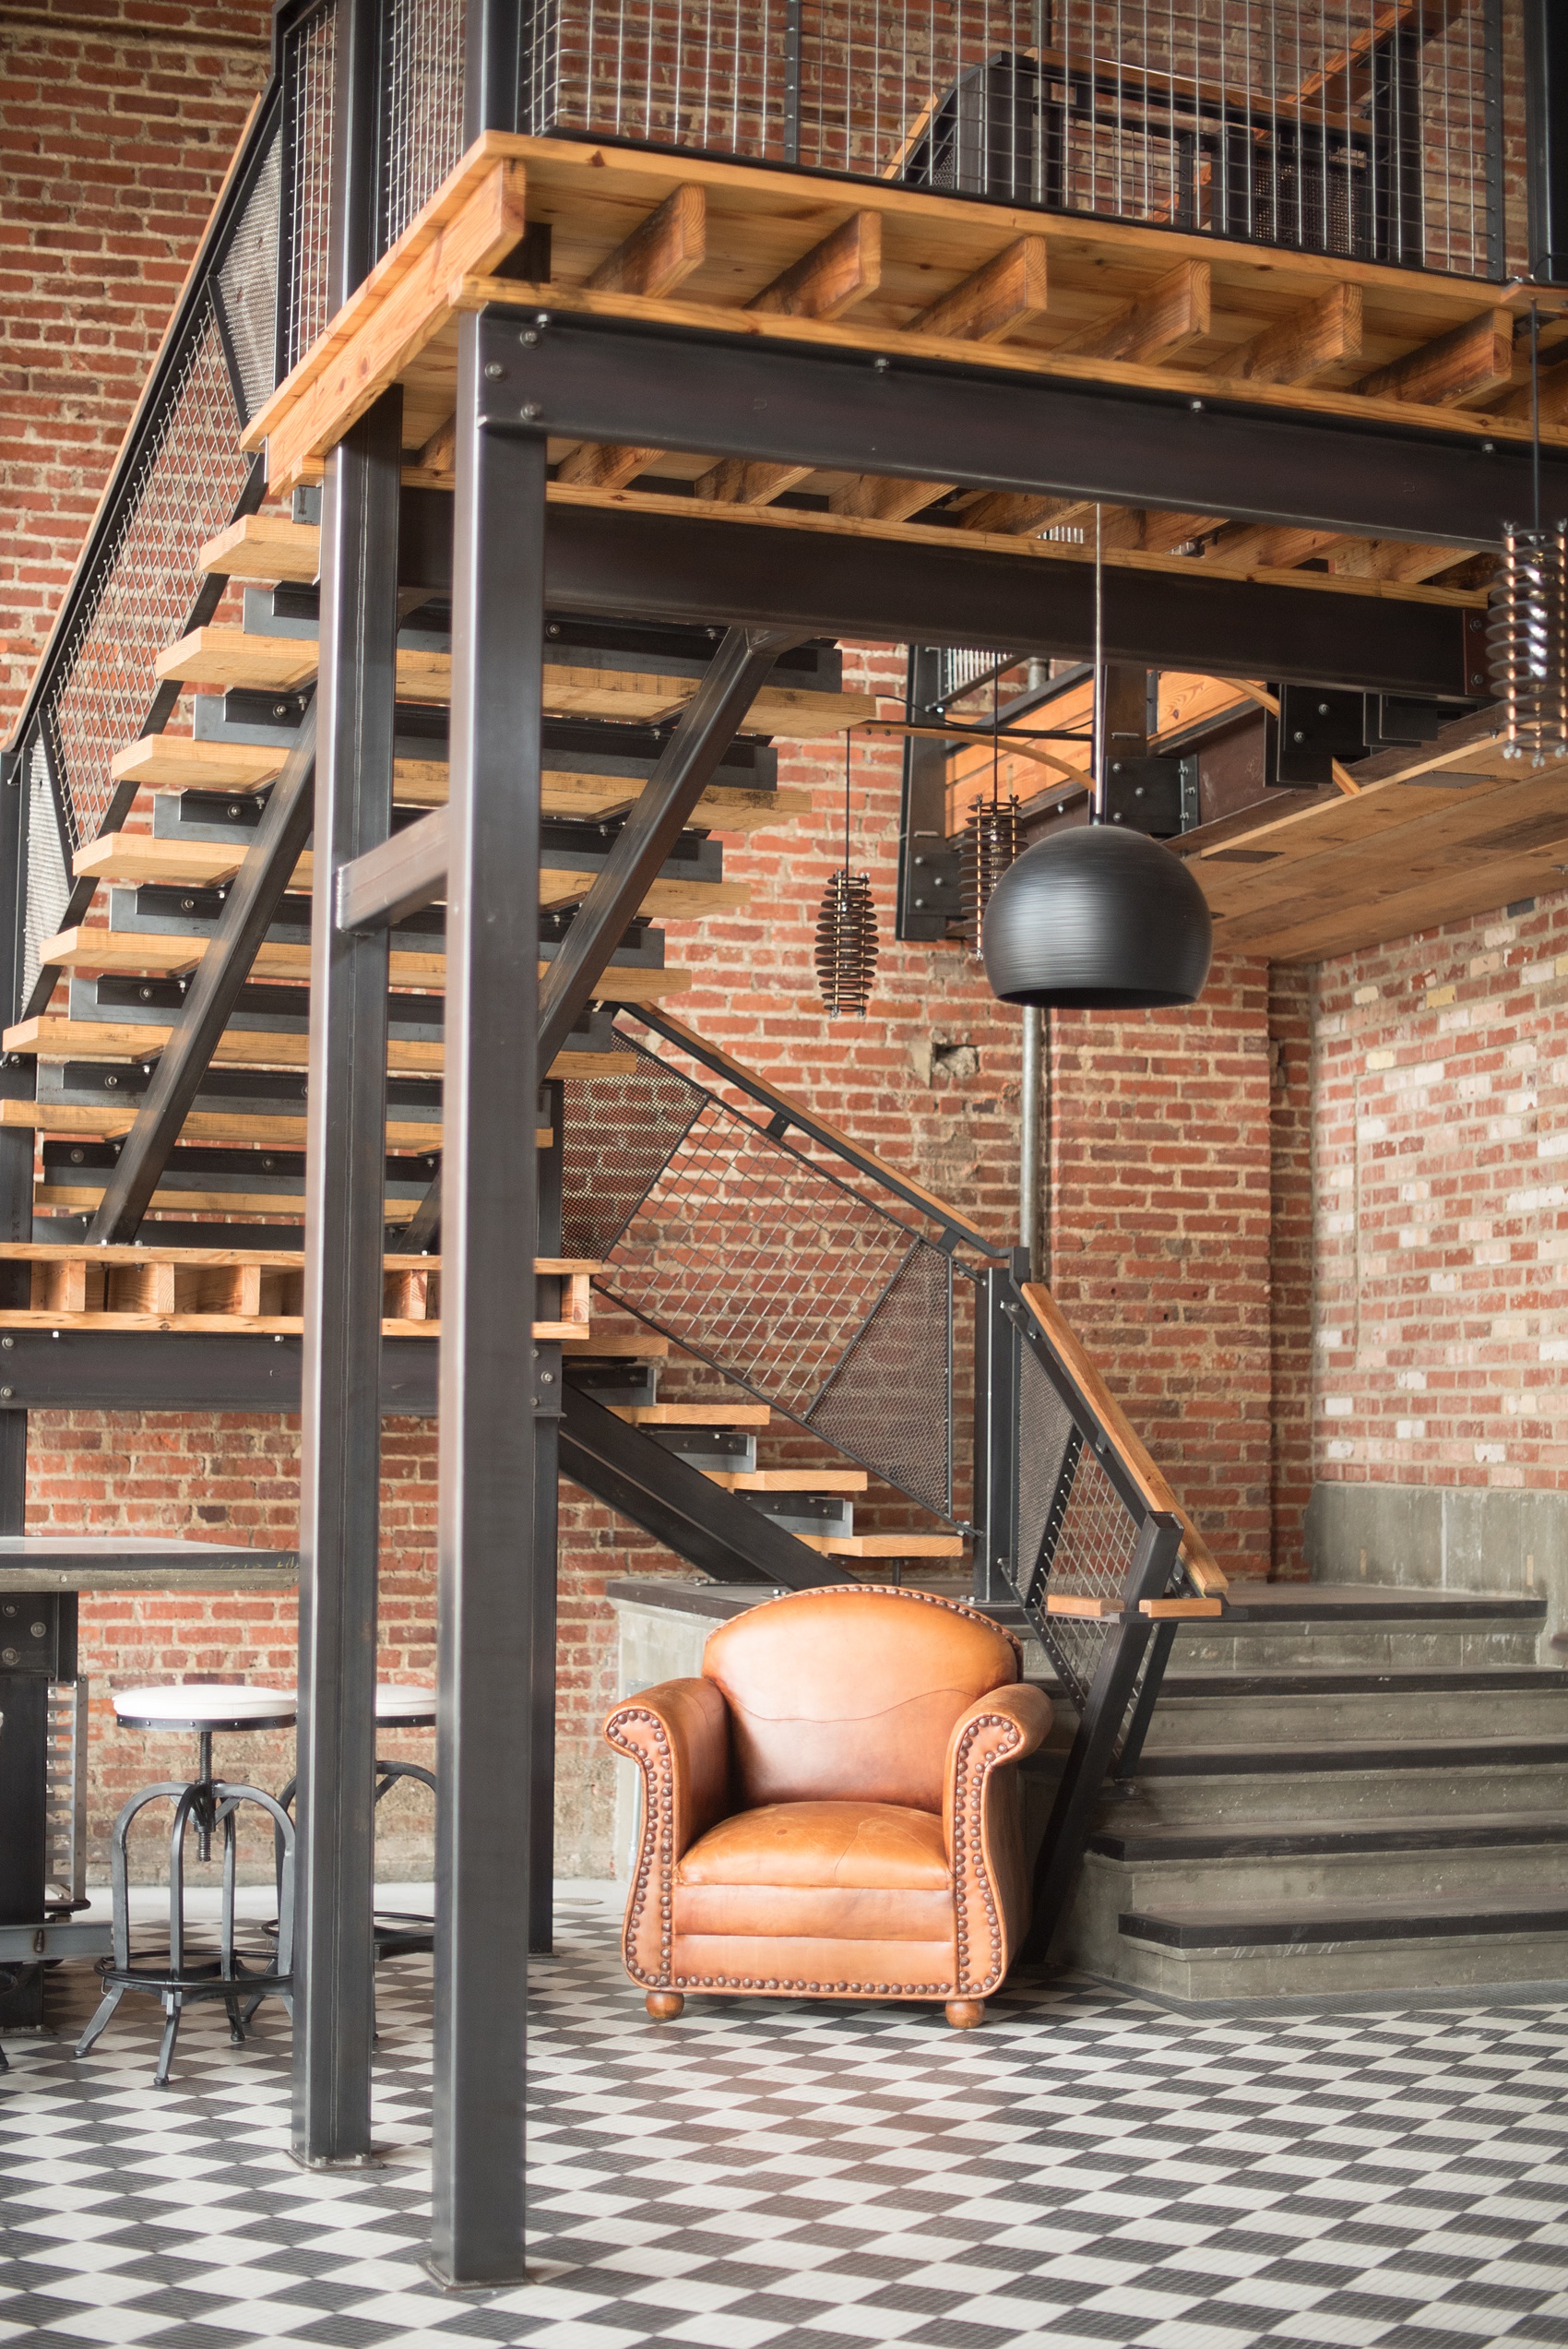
1019;1281;1228;1595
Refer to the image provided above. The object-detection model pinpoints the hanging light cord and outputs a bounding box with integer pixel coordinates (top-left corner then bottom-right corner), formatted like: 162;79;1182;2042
1532;300;1543;542
1091;501;1106;824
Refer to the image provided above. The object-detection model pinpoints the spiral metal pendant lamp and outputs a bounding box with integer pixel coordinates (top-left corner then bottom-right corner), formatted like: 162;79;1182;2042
980;509;1212;1011
1489;304;1568;768
960;677;1021;948
815;733;879;1018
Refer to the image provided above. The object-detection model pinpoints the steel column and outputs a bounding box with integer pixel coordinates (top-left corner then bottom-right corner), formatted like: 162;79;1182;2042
465;0;526;137
292;388;401;2167
430;317;542;2288
483;307;1563;552
530;1080;564;1957
328;0;387;296
1525;0;1568;286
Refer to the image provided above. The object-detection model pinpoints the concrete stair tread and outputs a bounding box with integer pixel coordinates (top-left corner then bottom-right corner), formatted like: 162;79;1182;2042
1090;1808;1568;1863
1137;1733;1568;1775
1216;1581;1546;1623
1119;1889;1568;1950
1158;1666;1568;1699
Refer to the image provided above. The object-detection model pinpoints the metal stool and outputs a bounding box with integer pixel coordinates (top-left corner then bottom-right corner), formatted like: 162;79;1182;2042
76;1683;296;2086
277;1684;436;1961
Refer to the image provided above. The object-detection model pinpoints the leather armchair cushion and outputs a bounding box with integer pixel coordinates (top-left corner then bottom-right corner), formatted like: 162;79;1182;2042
702;1587;1022;1814
675;1799;952;1945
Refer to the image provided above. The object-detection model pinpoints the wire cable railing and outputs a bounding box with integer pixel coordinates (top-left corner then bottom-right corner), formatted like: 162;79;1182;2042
525;0;1505;277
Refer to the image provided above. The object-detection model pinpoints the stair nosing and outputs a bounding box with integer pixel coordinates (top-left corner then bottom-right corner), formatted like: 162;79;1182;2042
1088;1809;1568;1863
1119;1892;1568;1950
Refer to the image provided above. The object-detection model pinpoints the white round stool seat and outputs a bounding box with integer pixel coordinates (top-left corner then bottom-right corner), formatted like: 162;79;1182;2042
375;1684;436;1727
113;1683;297;1733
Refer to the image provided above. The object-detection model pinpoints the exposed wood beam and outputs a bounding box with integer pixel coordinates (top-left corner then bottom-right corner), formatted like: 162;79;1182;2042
1136;510;1220;555
1224;283;1362;387
827;240;1052;528
556;185;709;490
1201;523;1344;569
1356;307;1515;407
584;183;707;297
829;476;955;525
1492;355;1568;425
417;414;457;473
909;235;1049;344
1052;260;1210;366
750;210;882;322
1323;540;1473;584
695;457;814;506
955;492;1087;537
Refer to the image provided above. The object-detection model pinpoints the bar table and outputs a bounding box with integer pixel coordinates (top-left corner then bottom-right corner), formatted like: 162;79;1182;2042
0;1538;298;2027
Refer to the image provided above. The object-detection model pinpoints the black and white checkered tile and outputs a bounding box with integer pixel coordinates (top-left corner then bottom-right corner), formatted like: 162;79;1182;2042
6;1887;1568;2349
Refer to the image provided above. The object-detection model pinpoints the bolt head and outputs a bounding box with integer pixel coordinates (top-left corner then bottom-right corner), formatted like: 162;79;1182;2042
1190;397;1205;411
520;328;539;346
483;361;505;379
521;401;542;422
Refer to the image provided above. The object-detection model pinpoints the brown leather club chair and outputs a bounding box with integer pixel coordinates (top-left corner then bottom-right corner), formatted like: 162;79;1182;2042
603;1584;1051;2029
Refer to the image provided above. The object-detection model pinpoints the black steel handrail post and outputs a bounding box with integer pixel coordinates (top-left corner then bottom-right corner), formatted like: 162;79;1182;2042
1021;1509;1182;1964
971;1253;1025;1608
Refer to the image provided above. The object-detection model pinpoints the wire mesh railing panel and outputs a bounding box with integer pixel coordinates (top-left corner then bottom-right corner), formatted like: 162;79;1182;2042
42;316;251;855
1013;1336;1077;1594
21;738;71;1013
808;1239;952;1515
280;1;339;375
212;130;281;428
386;0;468;249
562;1041;956;1511
1039;1442;1144;1701
525;0;1499;275
561;1058;708;1257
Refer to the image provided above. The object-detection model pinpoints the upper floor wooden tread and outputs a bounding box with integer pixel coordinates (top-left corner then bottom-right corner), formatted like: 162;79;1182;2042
246;132;1565;510
1177;720;1568;962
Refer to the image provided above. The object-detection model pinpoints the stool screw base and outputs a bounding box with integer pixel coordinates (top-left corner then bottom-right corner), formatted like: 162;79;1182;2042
646;1991;684;2021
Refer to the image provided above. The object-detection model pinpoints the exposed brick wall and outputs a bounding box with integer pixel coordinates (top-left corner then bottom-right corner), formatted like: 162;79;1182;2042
1042;957;1277;1588
0;3;270;735
1313;888;1568;1491
1269;962;1315;1576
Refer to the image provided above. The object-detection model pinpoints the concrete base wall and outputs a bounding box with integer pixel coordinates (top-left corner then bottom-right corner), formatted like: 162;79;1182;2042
1304;1480;1568;1643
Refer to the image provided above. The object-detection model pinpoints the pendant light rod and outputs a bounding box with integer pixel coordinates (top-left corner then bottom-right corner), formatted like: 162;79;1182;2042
1533;299;1543;540
1090;501;1107;825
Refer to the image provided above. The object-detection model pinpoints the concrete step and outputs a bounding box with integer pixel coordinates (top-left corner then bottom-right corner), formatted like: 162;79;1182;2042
1099;1890;1568;2002
1145;1666;1568;1747
1074;1810;1568;1916
1108;1734;1568;1827
1170;1582;1546;1673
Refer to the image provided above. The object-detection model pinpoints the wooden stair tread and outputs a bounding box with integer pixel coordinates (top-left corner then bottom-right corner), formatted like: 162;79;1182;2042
110;736;813;830
71;834;750;921
155;626;873;738
1;1102;552;1149
612;1402;771;1426
799;1532;966;1556
704;1469;868;1492
37;929;691;999
4;1017;630;1085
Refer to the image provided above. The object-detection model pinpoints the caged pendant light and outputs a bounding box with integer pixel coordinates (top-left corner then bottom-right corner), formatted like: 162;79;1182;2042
980;507;1213;1010
1489;308;1568;766
815;733;879;1018
959;671;1021;950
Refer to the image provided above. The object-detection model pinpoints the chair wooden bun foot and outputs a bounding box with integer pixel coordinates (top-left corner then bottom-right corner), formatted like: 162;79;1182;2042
944;1999;986;2030
646;1991;685;2021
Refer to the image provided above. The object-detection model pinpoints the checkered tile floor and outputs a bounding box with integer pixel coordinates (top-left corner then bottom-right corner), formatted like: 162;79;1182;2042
6;1887;1568;2349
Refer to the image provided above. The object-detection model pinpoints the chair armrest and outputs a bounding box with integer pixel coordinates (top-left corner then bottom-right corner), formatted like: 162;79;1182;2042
603;1676;731;1991
943;1683;1053;1997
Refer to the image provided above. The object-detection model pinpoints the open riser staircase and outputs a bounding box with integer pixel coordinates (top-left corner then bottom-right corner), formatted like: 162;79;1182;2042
18;39;1566;2012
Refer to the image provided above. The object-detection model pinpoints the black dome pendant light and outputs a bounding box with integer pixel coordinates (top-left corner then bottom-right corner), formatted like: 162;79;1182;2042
980;506;1214;1010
